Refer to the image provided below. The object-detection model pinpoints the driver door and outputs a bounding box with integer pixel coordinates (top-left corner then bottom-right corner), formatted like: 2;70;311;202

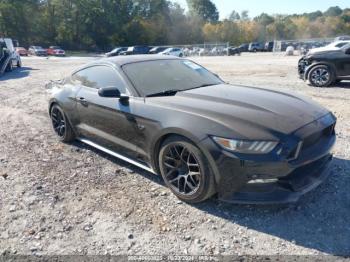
73;65;142;159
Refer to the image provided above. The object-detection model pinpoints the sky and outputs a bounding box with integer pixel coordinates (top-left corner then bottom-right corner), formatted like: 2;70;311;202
173;0;349;19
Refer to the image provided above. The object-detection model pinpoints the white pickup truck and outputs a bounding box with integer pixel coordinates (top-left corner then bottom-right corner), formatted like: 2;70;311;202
0;38;22;75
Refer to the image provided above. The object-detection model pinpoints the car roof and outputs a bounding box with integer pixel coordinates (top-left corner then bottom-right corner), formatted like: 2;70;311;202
333;40;350;44
98;55;182;67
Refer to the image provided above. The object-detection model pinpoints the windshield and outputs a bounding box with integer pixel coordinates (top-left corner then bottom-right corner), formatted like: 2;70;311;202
122;59;223;97
33;46;43;49
51;46;61;49
336;42;348;48
341;43;350;50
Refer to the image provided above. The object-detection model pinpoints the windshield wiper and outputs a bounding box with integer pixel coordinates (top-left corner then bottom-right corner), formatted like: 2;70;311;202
184;83;218;91
146;89;180;97
194;83;217;88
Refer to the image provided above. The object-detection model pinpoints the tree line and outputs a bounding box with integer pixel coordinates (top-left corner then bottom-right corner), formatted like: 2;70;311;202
0;0;349;51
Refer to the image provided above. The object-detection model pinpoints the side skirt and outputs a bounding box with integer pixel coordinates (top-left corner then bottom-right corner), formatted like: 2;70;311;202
77;138;157;175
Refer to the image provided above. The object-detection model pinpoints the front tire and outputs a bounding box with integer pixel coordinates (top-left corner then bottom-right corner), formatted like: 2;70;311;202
50;104;75;142
159;136;215;203
17;58;22;68
308;65;334;87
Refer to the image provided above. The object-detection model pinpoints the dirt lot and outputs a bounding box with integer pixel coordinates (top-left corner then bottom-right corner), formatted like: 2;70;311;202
0;53;349;256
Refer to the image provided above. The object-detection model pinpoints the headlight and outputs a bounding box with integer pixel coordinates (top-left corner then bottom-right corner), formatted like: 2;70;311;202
212;137;278;154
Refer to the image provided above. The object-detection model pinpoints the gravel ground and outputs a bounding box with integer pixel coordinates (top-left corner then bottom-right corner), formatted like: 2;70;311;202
0;53;349;256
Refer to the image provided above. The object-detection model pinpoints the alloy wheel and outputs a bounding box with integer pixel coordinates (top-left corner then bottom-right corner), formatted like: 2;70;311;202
51;107;66;138
162;144;201;196
310;68;330;86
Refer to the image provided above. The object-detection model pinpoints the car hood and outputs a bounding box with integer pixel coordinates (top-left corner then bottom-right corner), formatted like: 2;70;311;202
306;49;343;56
148;84;329;138
308;47;339;54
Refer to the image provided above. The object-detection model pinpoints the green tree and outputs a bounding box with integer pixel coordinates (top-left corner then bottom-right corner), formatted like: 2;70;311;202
228;10;240;21
187;0;219;23
240;10;250;21
324;6;343;17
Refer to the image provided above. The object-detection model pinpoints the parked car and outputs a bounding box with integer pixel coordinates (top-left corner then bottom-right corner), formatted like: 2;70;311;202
28;46;47;56
248;42;264;52
0;38;22;74
159;48;184;57
15;47;28;56
227;46;241;56
334;35;350;41
264;41;274;52
47;46;65;56
238;43;249;52
120;46;150;55
298;43;350;87
48;55;336;204
105;47;127;57
149;46;168;54
308;41;350;54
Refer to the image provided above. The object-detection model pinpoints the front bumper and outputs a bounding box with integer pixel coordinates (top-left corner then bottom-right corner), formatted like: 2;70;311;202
220;154;332;204
298;57;310;80
201;114;336;204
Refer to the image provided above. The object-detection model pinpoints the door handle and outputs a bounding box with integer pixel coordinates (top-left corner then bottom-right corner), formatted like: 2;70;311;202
78;97;88;106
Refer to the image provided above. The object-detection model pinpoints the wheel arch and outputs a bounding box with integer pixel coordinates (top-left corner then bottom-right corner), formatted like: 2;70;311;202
150;129;220;186
305;62;337;81
48;100;77;137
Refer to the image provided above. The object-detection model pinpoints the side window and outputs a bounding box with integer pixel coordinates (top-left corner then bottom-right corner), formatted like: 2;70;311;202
72;66;127;93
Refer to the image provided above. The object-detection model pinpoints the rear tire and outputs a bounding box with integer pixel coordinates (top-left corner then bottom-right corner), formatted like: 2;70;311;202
6;61;13;72
308;65;334;87
50;104;75;143
159;136;216;203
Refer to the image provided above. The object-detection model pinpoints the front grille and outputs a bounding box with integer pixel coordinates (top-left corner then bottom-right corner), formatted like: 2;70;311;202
298;59;308;75
301;124;335;151
287;123;335;161
302;131;323;149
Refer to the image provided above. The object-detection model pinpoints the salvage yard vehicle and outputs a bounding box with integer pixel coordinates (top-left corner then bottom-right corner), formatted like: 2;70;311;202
149;46;168;54
159;47;184;57
0;37;22;75
105;47;127;57
49;55;336;204
227;46;241;56
15;47;28;56
248;42;264;52
238;43;249;52
308;40;350;54
28;46;47;56
264;41;274;52
47;46;65;56
120;46;150;55
299;43;350;87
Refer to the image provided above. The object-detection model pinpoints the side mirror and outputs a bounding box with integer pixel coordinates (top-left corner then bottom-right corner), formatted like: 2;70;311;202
98;87;129;101
98;87;121;97
345;48;350;55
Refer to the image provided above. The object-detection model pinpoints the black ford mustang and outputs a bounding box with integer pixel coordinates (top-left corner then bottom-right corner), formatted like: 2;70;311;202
49;55;336;204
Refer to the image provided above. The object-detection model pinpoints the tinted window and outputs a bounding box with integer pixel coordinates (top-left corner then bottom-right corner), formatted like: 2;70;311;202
123;59;222;97
72;66;127;93
335;42;348;48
